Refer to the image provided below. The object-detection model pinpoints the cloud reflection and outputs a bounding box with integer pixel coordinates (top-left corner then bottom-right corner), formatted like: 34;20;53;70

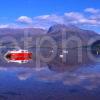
0;64;100;90
36;64;100;90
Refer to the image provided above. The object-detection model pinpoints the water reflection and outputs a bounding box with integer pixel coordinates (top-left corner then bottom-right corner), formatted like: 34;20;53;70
0;64;100;100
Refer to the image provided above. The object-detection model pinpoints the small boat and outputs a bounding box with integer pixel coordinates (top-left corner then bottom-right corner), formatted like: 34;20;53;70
4;50;32;63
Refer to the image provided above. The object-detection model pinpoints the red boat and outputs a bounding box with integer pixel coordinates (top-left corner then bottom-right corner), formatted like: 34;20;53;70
4;50;32;63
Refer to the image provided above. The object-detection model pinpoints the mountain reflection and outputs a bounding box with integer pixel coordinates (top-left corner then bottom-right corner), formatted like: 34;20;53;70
0;63;100;90
0;63;100;100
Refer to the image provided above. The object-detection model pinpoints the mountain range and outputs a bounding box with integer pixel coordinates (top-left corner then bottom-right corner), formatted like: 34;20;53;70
0;24;100;72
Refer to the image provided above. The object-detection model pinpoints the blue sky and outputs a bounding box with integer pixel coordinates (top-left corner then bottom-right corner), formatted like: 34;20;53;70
0;0;99;17
0;0;100;33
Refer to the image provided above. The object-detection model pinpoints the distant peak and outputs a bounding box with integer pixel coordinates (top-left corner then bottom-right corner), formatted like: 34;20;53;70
48;24;80;33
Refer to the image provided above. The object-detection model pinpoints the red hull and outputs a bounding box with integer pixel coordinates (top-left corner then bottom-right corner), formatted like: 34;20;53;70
6;53;32;61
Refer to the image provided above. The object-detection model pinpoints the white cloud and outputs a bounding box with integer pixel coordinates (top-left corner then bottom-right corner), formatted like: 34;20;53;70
35;15;50;20
0;24;19;28
0;7;100;32
33;11;100;28
17;16;33;24
0;24;9;28
34;14;64;24
64;12;85;24
79;19;99;25
64;12;84;20
64;12;100;26
85;8;100;14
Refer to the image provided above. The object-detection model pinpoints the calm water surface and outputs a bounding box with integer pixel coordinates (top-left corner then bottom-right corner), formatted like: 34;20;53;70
0;64;100;100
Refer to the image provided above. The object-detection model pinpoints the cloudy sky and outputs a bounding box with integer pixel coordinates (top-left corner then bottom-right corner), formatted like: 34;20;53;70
0;0;100;33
